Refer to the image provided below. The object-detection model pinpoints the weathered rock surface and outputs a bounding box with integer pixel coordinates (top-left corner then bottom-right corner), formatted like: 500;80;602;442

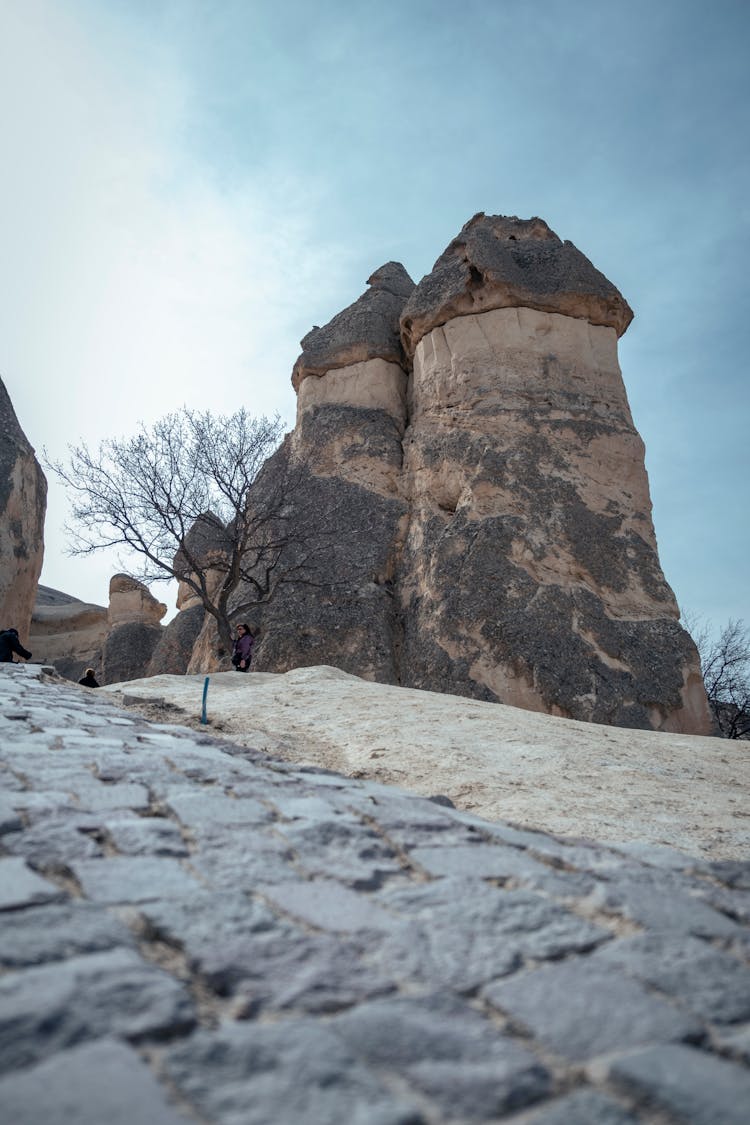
102;622;163;685
399;212;633;356
178;216;708;733
398;296;708;730
107;574;166;629
0;662;747;1123
29;586;107;682
244;265;416;682
101;575;166;685
0;377;46;642
292;261;414;390
164;513;229;675
246;440;407;683
173;511;231;609
147;603;205;677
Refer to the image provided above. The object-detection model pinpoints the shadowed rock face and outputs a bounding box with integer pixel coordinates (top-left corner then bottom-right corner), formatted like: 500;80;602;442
147;604;206;678
232;436;407;684
0;377;46;642
101;621;164;685
172;511;231;619
173;512;231;582
188;218;708;733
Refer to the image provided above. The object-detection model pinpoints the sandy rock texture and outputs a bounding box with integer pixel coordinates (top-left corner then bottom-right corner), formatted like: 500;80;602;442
0;376;46;641
172;214;708;734
399;298;708;731
101;575;166;685
107;574;167;629
29;585;107;682
102;666;750;861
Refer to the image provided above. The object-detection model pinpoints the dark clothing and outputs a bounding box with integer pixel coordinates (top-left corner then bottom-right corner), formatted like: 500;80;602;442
232;632;254;672
78;673;100;688
0;629;32;663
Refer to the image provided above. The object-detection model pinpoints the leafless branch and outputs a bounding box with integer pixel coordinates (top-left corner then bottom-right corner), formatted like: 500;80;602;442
683;611;750;739
43;408;312;655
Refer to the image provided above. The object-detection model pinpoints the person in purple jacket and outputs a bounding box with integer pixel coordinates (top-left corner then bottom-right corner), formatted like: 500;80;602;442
231;623;254;672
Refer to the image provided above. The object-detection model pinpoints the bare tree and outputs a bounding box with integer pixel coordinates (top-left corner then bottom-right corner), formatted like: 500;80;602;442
47;408;323;658
684;613;750;739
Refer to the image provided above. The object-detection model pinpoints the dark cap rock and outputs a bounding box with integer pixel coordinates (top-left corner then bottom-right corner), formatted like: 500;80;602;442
292;262;415;390
400;213;633;356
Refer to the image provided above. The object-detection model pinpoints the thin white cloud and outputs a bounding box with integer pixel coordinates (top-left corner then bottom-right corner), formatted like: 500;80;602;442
0;1;352;608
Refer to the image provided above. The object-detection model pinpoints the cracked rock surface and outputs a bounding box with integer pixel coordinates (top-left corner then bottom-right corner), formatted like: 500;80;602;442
1;663;748;1124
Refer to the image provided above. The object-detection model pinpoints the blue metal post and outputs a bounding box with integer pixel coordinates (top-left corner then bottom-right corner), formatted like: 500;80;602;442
201;676;210;725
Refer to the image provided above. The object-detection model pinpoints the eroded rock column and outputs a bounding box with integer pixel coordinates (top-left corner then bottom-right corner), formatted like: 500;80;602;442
0;377;46;642
248;263;415;681
101;574;166;684
397;214;710;732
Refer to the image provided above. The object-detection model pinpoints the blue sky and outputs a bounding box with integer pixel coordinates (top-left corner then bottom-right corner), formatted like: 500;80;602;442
1;0;748;632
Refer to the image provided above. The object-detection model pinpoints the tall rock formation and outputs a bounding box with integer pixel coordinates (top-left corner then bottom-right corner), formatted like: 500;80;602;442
182;215;710;734
101;574;166;684
0;377;46;641
149;514;226;676
396;214;707;732
248;263;415;680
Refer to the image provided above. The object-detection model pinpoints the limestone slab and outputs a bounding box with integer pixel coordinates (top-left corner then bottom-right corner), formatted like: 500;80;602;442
165;1019;424;1125
0;902;136;969
484;962;701;1061
0;1038;194;1125
0;856;66;910
607;1043;750;1125
0;947;195;1073
71;856;202;903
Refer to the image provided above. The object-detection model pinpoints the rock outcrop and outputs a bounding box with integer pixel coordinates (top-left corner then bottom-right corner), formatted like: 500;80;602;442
162;512;231;675
107;574;167;630
245;264;415;682
178;215;710;733
292;262;414;389
399;213;633;354
173;512;231;609
147;604;206;678
0;377;46;642
396;215;708;732
29;586;107;682
101;575;166;684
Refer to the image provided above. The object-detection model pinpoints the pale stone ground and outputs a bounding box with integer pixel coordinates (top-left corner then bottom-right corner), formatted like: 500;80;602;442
102;667;750;861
